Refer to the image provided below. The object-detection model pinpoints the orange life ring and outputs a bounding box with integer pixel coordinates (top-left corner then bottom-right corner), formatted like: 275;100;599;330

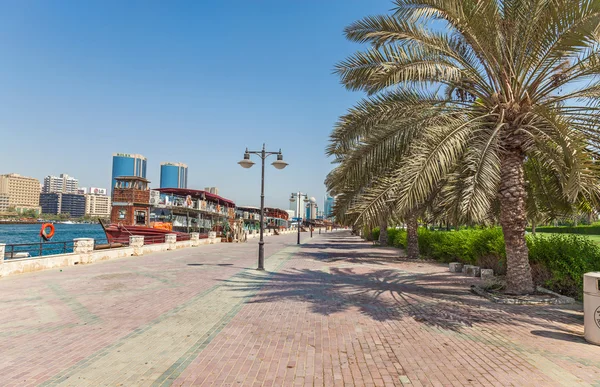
40;223;55;241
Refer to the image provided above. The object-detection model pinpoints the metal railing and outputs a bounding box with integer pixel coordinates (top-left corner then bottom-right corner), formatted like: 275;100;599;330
4;241;75;259
143;235;168;244
93;233;198;248
93;239;129;250
142;234;194;244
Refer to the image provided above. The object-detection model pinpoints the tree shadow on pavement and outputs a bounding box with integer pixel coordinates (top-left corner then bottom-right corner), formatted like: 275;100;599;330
225;265;583;333
295;251;404;265
530;330;586;343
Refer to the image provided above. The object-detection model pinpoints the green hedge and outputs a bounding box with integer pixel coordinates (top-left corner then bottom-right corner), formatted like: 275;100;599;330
372;226;600;299
528;234;600;299
532;225;600;235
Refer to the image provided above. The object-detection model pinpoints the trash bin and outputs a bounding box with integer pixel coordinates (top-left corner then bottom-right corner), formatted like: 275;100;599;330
584;272;600;344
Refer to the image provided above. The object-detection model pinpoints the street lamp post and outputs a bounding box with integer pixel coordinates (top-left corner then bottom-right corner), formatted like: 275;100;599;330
290;192;308;245
239;144;288;270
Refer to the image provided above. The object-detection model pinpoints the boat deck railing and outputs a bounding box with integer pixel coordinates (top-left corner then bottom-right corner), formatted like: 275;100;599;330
3;241;75;259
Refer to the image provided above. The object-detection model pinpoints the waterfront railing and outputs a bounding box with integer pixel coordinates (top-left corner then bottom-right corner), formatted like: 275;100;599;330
4;241;75;259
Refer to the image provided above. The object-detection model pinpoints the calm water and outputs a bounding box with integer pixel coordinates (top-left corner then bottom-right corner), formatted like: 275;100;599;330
0;224;107;256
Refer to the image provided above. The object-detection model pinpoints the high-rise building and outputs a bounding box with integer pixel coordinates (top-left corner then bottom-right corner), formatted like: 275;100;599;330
324;195;335;219
0;173;41;214
40;193;86;218
160;162;188;189
43;174;79;194
111;153;147;191
85;194;111;217
305;197;317;220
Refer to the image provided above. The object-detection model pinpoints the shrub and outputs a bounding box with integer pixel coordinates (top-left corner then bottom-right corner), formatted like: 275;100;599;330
417;228;477;263
471;228;506;275
368;227;407;247
388;228;407;248
527;234;600;299
371;227;380;241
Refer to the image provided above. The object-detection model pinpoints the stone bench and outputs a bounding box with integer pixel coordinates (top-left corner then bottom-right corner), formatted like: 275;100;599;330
464;265;481;277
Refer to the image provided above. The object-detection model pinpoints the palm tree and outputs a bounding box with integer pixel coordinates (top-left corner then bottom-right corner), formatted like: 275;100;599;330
331;0;600;294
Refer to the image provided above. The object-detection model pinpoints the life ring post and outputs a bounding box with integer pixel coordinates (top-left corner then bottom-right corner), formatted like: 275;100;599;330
40;223;55;241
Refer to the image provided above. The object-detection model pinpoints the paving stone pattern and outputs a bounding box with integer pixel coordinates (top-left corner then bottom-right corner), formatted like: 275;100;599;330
0;231;599;386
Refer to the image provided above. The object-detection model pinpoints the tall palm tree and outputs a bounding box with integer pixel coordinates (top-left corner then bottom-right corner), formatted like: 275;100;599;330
331;0;600;294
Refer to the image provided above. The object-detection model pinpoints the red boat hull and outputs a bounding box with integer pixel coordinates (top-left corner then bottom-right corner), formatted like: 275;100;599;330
102;224;193;244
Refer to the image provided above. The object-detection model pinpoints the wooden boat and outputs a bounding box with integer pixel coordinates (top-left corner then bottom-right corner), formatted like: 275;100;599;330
264;207;290;230
100;221;190;244
102;176;235;244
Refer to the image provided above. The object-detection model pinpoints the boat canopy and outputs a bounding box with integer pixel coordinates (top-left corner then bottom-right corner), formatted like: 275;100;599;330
236;205;261;212
156;188;235;207
265;207;289;220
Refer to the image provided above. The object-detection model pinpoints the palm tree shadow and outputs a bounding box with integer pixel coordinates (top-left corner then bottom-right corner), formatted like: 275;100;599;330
225;267;505;331
220;232;584;333
224;265;583;333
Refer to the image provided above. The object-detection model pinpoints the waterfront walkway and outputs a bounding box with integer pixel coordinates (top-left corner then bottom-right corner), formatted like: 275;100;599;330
1;231;599;386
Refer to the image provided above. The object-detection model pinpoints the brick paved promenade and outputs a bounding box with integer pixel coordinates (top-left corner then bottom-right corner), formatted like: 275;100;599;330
1;231;600;386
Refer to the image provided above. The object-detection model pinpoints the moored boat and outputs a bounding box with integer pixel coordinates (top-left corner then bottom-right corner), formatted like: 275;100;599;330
102;176;236;244
264;207;290;230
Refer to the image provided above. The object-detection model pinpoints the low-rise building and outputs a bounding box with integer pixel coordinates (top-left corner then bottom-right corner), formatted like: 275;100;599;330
40;193;86;218
0;173;41;214
85;194;110;218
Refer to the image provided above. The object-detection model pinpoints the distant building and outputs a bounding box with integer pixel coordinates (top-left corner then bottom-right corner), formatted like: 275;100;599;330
285;210;295;219
43;174;79;194
305;197;317;220
204;187;218;195
0;173;41;214
78;187;88;194
324;195;335;219
40;193;86;218
40;193;59;215
160;162;188;189
85;194;110;217
0;193;9;212
111;153;147;192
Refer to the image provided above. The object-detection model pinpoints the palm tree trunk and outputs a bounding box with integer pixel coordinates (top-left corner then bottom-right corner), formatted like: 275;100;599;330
499;149;534;295
406;212;419;259
379;219;388;246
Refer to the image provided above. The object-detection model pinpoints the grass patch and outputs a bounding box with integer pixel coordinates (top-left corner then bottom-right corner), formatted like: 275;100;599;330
532;232;600;245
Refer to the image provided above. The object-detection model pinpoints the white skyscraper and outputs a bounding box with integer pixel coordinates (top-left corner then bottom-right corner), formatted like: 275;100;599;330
43;174;79;194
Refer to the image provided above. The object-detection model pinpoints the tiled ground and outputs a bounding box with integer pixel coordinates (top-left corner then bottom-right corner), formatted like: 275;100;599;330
1;231;599;386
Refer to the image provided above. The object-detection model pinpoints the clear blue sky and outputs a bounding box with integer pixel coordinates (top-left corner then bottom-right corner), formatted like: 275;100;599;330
0;0;390;210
